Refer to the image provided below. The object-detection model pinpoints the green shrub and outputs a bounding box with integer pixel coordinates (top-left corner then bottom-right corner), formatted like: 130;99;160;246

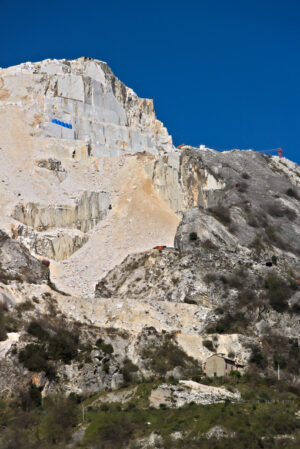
102;363;110;374
250;235;265;255
203;272;219;284
201;239;218;251
189;232;198;241
40;395;79;445
249;346;267;369
184;297;197;305
237;182;249;193
264;226;289;251
48;330;79;363
267;202;296;221
96;337;104;346
18;344;49;372
27;320;49;341
122;358;139;384
271;255;277;265
203;340;214;352
102;343;114;354
263;273;294;312
19;325;79;372
286;188;299;200
96;339;114;354
29;383;42;407
0;308;7;341
84;413;138;449
291;302;300;314
209;204;231;225
15;300;34;316
206;312;249;334
142;339;197;375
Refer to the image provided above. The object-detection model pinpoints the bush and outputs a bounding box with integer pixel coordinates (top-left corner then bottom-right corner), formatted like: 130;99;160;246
249;346;267;369
184;297;197;304
84;413;137;449
237;182;249;193
96;340;114;354
40;395;79;445
27;320;49;341
203;272;219;284
209;204;231;225
267;202;296;221
263;273;294;312
0;306;7;341
15;300;34;316
201;239;218;251
48;329;79;363
19;325;79;372
203;340;214;352
28;384;42;407
247;210;269;228
206;312;249;334
18;344;49;372
142;339;197;375
189;232;198;241
121;358;139;384
264;226;289;251
102;363;110;374
286;188;299;200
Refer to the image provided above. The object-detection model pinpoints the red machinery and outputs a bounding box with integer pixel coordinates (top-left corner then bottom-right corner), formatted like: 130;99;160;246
257;147;283;158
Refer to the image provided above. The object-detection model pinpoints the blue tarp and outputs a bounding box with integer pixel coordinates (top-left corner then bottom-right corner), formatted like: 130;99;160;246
52;119;72;129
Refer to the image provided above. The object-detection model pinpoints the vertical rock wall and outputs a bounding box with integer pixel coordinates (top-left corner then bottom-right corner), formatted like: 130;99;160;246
1;57;173;157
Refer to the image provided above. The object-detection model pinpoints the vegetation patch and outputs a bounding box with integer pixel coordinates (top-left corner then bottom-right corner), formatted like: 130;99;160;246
266;202;297;221
19;320;80;375
141;336;198;375
96;338;114;354
209;204;231;226
263;272;297;312
189;232;198;241
286;188;299;200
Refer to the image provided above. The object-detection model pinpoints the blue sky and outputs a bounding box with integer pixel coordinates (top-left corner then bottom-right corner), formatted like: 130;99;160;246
1;0;299;163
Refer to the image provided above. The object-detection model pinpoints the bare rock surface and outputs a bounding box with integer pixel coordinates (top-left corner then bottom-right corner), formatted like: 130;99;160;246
149;380;241;408
0;230;49;284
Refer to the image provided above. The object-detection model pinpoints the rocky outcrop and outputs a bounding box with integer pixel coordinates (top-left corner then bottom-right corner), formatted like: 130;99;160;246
10;190;111;260
35;157;67;182
12;225;88;261
0;230;49;284
12;190;111;232
149;381;240;408
174;149;300;256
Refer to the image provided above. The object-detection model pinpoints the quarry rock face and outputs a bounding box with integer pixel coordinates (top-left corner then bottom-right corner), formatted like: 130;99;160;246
0;57;300;400
1;57;173;157
0;230;49;284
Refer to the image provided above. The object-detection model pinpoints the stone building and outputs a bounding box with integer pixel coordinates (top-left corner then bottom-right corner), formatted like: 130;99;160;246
205;354;244;378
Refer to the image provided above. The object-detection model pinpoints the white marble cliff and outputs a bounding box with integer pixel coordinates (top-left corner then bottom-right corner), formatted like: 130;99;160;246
1;57;173;156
